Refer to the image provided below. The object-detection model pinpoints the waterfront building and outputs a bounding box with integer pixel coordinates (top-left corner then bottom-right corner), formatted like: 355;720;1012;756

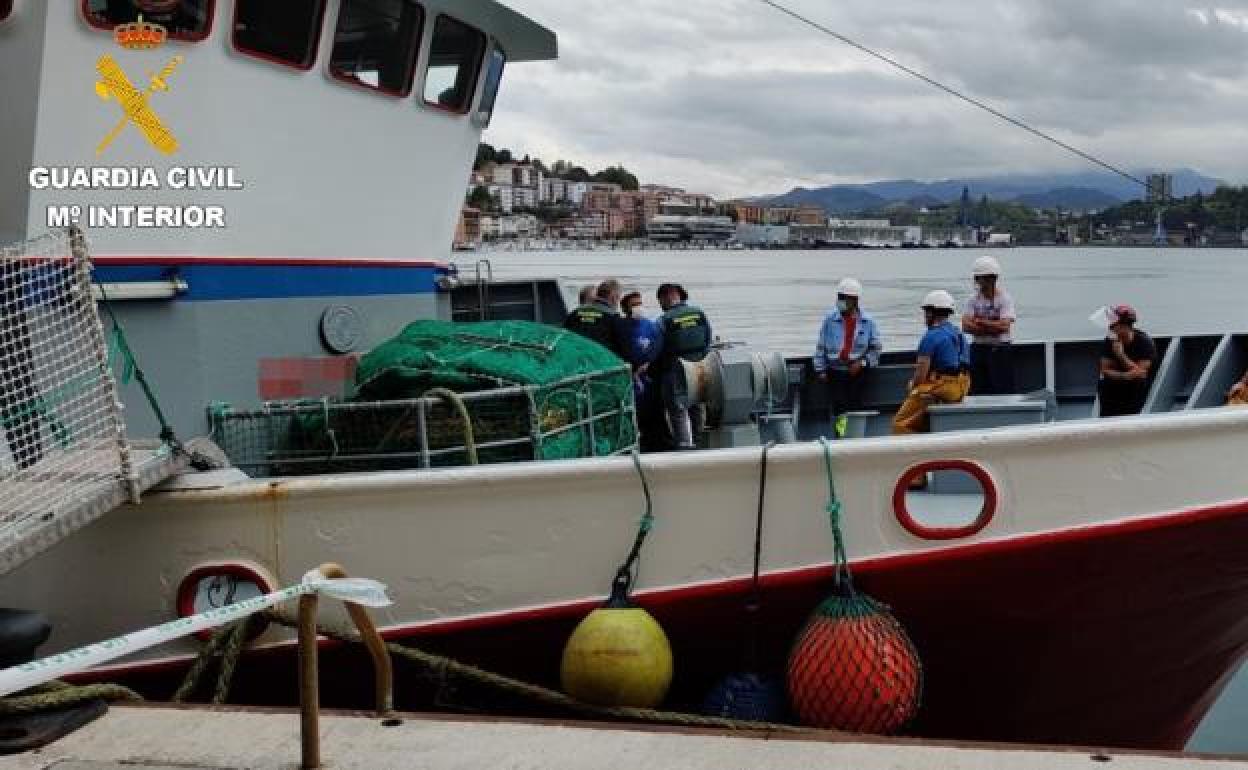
454;205;482;248
646;198;734;242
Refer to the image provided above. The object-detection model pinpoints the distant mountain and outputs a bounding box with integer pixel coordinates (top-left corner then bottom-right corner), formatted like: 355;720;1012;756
759;168;1223;213
1013;187;1123;211
768;186;886;214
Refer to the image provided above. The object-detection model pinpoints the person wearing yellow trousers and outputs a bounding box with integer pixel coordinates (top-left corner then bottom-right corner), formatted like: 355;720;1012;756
893;290;972;435
1230;370;1248;406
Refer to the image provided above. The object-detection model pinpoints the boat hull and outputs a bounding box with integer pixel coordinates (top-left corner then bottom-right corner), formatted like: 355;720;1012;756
9;408;1248;750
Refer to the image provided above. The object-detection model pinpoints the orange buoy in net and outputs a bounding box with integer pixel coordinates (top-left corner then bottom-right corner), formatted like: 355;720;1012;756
786;438;922;733
786;585;921;732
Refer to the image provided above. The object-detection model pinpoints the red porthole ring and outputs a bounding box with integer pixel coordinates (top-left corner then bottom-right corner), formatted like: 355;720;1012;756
176;562;275;641
893;460;998;540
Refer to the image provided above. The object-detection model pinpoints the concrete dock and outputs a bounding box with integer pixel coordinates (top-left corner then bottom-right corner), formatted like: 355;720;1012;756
1;706;1246;770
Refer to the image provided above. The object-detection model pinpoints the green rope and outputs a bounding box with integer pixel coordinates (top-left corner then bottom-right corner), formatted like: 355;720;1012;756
818;437;853;594
0;680;141;715
606;449;655;607
95;283;176;445
171;616;257;704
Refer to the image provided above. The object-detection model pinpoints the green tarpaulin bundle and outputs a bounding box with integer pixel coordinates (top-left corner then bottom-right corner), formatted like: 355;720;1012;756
351;320;637;463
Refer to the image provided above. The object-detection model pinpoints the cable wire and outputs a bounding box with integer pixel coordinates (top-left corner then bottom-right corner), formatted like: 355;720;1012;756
758;0;1154;196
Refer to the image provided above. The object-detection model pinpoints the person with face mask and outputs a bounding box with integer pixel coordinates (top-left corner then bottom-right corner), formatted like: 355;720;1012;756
1096;304;1156;417
620;291;667;450
962;256;1017;395
892;290;971;435
813;277;882;437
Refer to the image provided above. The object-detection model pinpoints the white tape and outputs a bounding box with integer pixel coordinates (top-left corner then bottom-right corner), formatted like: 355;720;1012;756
0;575;392;698
300;570;391;608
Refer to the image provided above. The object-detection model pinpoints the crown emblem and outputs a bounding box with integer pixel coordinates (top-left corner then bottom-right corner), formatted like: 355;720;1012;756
114;15;167;50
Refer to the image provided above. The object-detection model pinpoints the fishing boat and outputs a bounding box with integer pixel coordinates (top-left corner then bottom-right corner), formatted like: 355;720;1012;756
2;0;1248;755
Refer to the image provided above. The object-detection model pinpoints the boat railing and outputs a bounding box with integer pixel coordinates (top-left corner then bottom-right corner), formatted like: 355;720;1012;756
208;367;638;477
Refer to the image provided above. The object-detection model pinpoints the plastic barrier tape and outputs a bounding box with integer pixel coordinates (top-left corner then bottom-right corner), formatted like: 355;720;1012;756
0;573;391;697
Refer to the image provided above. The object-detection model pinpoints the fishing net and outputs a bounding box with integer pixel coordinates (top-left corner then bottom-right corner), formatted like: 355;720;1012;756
353;320;636;460
0;230;141;574
212;320;637;475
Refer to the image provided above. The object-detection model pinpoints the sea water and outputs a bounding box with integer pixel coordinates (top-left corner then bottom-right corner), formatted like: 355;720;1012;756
481;245;1248;754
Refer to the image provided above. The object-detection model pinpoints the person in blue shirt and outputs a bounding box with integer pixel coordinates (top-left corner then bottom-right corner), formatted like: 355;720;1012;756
813;277;882;437
619;291;666;450
892;289;971;435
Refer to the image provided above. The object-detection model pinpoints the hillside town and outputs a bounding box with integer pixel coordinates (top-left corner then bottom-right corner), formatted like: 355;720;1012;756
457;149;1248;250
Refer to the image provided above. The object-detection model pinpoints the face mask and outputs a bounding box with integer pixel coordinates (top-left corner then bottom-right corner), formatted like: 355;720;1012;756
837;299;852;314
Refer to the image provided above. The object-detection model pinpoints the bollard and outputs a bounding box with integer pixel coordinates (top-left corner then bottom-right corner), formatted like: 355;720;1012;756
297;563;394;770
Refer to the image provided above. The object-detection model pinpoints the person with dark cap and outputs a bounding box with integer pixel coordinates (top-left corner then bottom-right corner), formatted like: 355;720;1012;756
656;283;712;449
563;279;625;357
620;290;666;450
1096;304;1156;417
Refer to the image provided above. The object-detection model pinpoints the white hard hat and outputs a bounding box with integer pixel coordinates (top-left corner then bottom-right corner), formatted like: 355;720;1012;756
972;256;1002;277
922;290;956;310
836;277;863;297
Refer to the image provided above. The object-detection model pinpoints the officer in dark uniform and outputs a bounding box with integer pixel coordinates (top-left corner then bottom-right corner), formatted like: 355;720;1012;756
655;283;712;449
563;280;625;357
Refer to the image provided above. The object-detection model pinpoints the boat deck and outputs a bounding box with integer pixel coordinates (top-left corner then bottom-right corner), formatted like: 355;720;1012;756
2;706;1244;770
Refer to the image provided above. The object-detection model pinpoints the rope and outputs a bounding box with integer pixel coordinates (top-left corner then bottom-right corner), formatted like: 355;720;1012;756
756;0;1156;198
818;437;853;594
0;680;140;715
96;283;218;472
263;609;813;735
743;441;776;669
425;388;478;465
172;615;257;704
608;449;655;606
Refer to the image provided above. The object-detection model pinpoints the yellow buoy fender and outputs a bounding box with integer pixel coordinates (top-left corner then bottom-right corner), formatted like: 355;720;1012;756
560;607;673;708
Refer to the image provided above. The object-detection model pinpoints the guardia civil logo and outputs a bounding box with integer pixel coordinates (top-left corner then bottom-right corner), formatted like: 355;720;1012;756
94;14;183;156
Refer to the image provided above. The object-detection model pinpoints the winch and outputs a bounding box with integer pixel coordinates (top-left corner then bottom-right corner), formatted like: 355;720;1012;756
678;346;794;448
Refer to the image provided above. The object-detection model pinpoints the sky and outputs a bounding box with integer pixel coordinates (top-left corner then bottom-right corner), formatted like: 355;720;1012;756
486;0;1248;199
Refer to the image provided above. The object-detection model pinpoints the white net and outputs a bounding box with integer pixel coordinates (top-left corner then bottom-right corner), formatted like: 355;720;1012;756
0;230;138;571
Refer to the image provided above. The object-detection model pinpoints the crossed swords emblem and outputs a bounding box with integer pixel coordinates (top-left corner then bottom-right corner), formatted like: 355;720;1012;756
94;54;184;156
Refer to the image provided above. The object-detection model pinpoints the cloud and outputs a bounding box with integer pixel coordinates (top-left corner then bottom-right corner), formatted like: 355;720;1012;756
488;0;1248;197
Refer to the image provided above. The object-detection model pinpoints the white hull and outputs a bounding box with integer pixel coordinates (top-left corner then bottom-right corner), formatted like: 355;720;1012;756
5;405;1246;665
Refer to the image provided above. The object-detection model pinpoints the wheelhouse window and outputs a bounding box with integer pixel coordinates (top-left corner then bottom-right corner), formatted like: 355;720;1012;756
423;15;486;112
329;0;423;97
475;45;506;127
83;0;215;42
0;0;12;23
233;0;327;70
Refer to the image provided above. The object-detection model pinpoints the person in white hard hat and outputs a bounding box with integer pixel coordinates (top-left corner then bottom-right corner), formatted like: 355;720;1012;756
813;277;882;437
962;255;1017;395
893;289;971;435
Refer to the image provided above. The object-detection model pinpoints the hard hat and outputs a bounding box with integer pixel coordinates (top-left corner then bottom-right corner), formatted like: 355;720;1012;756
972;256;1002;277
836;277;863;297
921;290;956;310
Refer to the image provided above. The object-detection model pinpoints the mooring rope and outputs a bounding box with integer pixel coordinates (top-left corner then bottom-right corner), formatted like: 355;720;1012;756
0;680;140;716
259;609;815;735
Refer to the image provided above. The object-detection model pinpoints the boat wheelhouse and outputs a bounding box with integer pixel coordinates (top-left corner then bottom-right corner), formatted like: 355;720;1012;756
0;0;557;439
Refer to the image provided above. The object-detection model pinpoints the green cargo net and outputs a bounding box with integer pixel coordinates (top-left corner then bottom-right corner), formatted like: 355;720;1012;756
210;320;638;476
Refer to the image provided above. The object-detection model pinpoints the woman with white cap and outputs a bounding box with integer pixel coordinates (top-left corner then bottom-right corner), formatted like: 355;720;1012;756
813;277;882;437
893;290;971;435
962;255;1017;395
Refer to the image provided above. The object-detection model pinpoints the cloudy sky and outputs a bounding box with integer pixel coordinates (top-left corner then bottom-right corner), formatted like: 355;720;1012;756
486;0;1248;198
